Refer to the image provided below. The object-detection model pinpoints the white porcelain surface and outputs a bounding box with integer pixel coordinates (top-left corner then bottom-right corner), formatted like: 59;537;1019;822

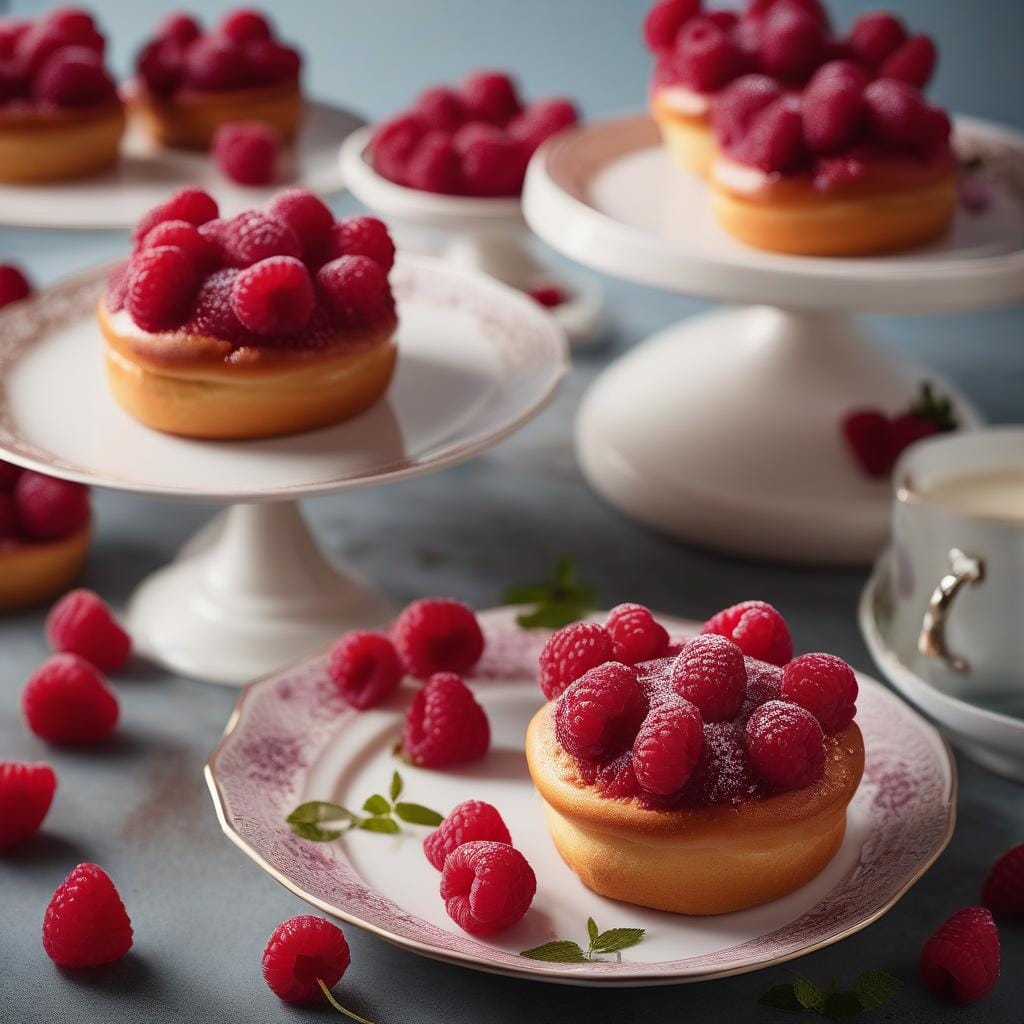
0;102;359;230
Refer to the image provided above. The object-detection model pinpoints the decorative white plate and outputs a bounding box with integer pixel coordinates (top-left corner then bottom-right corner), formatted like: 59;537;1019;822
206;609;956;986
0;101;359;230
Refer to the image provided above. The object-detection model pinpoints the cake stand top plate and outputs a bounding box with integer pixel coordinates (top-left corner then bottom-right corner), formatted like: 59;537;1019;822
523;113;1024;314
0;254;567;502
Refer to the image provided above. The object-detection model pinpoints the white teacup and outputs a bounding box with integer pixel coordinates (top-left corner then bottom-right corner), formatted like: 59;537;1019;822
890;428;1024;705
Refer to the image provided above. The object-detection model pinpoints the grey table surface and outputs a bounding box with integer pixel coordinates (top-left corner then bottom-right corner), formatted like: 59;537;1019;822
1;1;1023;1022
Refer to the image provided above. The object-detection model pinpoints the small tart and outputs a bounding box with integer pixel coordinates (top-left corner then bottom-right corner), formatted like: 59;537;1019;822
0;524;91;612
650;88;715;177
526;701;864;915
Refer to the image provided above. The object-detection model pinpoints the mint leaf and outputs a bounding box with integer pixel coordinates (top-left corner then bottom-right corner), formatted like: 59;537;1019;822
501;557;599;630
288;821;345;842
501;584;551;604
519;940;588;964
358;815;399;834
851;971;901;1011
758;984;804;1012
516;601;590;630
586;917;599;945
394;802;444;826
823;992;865;1021
362;794;390;816
389;771;403;803
793;975;826;1012
591;928;645;954
287;801;355;825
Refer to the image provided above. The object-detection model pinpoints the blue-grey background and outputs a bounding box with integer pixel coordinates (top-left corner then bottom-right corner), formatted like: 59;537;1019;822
0;1;1022;1022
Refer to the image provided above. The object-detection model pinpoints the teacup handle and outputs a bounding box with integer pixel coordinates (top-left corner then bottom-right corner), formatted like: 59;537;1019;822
918;548;986;673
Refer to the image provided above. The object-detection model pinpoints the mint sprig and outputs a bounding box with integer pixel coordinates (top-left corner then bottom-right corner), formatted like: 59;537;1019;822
501;556;599;630
520;917;645;963
286;771;443;841
758;971;901;1021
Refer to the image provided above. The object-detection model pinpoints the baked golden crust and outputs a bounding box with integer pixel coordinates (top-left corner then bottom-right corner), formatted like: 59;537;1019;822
651;93;714;177
0;524;91;611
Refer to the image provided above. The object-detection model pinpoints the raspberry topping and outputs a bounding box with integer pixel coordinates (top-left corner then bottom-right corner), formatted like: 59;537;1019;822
136;39;182;96
702;600;793;665
848;11;907;67
632;698;703;795
392;598;484;679
245;39;301;86
369;113;427;186
183;35;250;91
328;630;403;710
458;125;528;198
919;907;1000;1004
13;471;89;540
415;86;466;133
126;245;199;332
46;589;132;672
231;256;314;334
863;78;950;157
440;841;536;936
401;672;490;768
23;654;119;745
538;621;614;701
0;263;31;309
643;0;701;54
555;662;647;761
327;216;396;273
43;863;133;968
315;255;394;328
757;1;827;81
605;603;670;665
159;13;201;47
744;699;826;791
711;74;783;150
461;71;522;126
32;45;115;108
267;189;334;258
133;187;219;242
735;94;807;173
218;8;272;43
671;633;747;722
507;97;580;156
0;491;18;540
880;34;936;89
802;63;867;154
423;800;512;871
406;131;464;194
223;210;302;266
0;762;56;849
139;219;219;274
982;844;1024;920
262;915;350;1004
675;16;744;93
213;120;280;186
188;267;247;342
781;652;857;734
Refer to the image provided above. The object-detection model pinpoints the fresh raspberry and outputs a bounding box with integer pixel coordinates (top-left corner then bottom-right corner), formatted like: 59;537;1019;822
244;39;301;85
848;11;907;67
267;189;334;258
745;700;826;791
43;863;133;968
222;210;302;267
126;245;198;331
605;603;669;665
864;79;948;155
392;598;484;679
757;2;827;80
316;255;394;328
41;8;102;49
213;120;279;186
33;46;116;108
327;630;403;710
13;471;89;540
0;762;56;849
139;219;219;274
18;20;99;75
458;126;527;197
133;187;219;242
528;284;565;308
461;71;521;126
736;94;807;172
218;8;272;43
555;662;646;760
0;21;28;60
0;491;18;541
802;67;867;154
45;589;132;672
675;16;744;93
842;409;892;478
982;844;1024;919
671;634;748;722
401;672;490;768
891;414;942;460
880;35;936;89
0;458;22;489
703;600;793;666
262;915;350;1004
327;215;395;272
632;698;703;795
711;74;782;151
0;263;31;309
740;657;783;718
782;652;857;734
919;907;1000;1004
415;86;466;132
811;57;871;90
23;654;118;745
231;256;314;335
184;35;250;91
744;0;830;25
406;131;464;194
643;0;700;54
538;621;614;700
707;10;740;31
423;800;512;871
188;268;247;342
369;113;426;185
593;750;642;799
440;841;535;936
0;57;28;103
507;97;579;155
158;12;200;47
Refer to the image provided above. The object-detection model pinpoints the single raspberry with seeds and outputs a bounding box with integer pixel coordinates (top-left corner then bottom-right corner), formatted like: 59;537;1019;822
864;79;947;155
745;0;830;25
538;620;613;700
140;219;219;273
671;633;747;722
848;11;906;66
267;189;334;258
782;652;857;734
184;34;250;91
188;267;247;342
415;86;466;132
675;16;744;93
33;46;116;108
459;127;527;197
262;915;350;1004
244;38;301;86
401;672;490;768
406;131;464;194
316;255;394;328
42;9;102;50
159;12;200;47
218;8;272;43
0;263;31;309
745;699;825;791
370;113;426;185
126;245;198;331
711;74;782;150
392;598;484;679
13;471;89;540
555;662;647;760
605;603;669;665
213;120;280;186
440;840;535;936
0;57;27;103
919;907;1000;1004
43;862;133;967
223;210;301;266
508;97;578;156
632;697;703;795
594;750;642;799
757;3;827;81
461;70;521;126
736;95;807;173
328;630;403;710
133;187;219;242
643;0;701;54
880;34;936;89
46;589;132;672
802;69;866;154
703;600;793;665
231;256;314;335
0;762;56;849
982;844;1024;919
327;215;395;272
424;800;512;871
23;654;119;745
740;657;783;719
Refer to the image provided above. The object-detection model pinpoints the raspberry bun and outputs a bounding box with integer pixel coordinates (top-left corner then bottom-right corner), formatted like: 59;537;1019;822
0;8;125;184
99;187;399;440
525;601;864;915
130;8;302;150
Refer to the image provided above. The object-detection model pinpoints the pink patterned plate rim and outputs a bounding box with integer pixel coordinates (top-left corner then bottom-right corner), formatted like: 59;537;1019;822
205;608;956;987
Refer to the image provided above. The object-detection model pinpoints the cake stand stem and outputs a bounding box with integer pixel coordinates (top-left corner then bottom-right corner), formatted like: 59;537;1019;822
127;501;393;686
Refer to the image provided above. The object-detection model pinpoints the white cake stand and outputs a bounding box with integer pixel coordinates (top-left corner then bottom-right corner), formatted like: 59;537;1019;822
523;113;1024;565
0;101;359;229
340;126;603;346
0;255;567;684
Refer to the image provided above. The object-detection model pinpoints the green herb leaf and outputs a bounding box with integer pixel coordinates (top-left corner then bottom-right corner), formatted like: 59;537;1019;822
501;584;551;605
586;917;599;945
287;801;355;825
851;971;901;1011
501;556;599;630
362;794;390;816
591;928;646;954
394;802;445;826
515;602;590;630
358;815;399;834
757;984;804;1012
519;940;589;964
389;771;403;803
793;975;826;1013
288;821;346;842
824;992;866;1022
